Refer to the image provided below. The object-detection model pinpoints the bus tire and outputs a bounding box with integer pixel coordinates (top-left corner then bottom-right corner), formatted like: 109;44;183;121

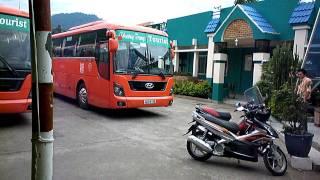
77;83;89;109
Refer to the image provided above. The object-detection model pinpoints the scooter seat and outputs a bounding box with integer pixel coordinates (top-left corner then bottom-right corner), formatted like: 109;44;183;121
199;106;232;121
201;113;239;134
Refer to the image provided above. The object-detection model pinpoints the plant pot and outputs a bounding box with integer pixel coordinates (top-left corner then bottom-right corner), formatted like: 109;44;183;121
284;132;314;157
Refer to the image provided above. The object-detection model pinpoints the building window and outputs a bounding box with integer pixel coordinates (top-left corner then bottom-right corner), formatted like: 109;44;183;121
198;52;207;77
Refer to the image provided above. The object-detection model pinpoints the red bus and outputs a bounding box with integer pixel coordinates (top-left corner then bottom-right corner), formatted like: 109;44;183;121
52;21;174;109
0;6;31;113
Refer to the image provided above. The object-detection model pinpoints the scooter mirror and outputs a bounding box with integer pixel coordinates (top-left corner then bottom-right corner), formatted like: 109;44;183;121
235;102;241;107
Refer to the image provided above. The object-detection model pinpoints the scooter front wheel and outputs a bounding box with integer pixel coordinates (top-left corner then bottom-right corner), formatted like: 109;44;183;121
263;145;287;176
186;134;212;162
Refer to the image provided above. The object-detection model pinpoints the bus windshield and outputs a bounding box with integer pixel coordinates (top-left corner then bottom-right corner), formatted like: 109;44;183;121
114;30;173;76
0;14;30;70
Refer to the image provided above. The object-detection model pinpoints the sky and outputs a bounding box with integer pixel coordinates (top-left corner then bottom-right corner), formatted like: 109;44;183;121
0;0;315;25
0;0;234;24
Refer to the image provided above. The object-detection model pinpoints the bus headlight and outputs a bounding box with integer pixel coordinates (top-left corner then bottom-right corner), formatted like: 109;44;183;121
170;87;174;96
113;83;125;97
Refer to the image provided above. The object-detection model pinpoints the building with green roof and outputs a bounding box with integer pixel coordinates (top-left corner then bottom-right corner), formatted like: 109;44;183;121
166;0;320;102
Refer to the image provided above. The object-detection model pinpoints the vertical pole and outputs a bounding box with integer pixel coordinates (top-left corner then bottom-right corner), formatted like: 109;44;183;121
212;53;227;103
192;39;198;77
29;0;54;179
192;51;199;77
206;35;215;87
173;40;179;72
252;53;270;86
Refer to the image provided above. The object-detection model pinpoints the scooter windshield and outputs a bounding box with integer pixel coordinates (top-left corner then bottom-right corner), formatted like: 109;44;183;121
244;86;264;105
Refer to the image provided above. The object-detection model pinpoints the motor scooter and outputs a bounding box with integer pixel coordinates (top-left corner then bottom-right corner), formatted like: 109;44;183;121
185;87;287;176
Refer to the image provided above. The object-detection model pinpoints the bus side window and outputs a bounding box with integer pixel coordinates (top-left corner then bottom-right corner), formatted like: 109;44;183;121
97;42;110;80
52;38;63;57
77;32;96;57
63;35;78;57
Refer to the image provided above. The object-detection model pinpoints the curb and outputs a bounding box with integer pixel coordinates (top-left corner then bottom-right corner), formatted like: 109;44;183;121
174;95;213;103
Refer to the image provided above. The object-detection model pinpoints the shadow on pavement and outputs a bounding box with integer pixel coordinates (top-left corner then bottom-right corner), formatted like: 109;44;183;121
186;157;270;176
0;114;30;128
92;107;164;120
53;93;78;107
54;93;165;120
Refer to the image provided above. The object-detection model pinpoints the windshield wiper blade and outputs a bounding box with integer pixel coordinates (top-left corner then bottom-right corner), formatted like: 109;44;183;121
131;71;139;79
158;70;165;80
0;55;19;77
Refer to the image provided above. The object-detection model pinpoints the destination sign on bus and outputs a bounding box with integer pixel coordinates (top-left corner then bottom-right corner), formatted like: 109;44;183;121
0;14;29;32
116;30;169;48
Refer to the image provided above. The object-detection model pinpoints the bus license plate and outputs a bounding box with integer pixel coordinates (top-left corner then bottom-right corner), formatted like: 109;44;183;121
144;99;156;105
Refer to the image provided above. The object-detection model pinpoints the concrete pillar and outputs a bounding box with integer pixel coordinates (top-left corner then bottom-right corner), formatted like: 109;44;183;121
206;34;215;85
293;25;310;60
253;53;270;85
192;52;199;77
173;40;179;72
212;53;227;102
192;38;198;77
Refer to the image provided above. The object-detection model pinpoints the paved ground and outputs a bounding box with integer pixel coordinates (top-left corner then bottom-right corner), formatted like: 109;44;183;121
0;96;319;180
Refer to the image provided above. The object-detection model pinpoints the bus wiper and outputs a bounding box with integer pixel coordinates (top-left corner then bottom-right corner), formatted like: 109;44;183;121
0;55;19;77
131;71;139;79
152;68;166;80
130;69;142;79
158;70;166;80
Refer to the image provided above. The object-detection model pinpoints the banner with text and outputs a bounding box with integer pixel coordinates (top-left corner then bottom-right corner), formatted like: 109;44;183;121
116;30;169;48
0;14;29;32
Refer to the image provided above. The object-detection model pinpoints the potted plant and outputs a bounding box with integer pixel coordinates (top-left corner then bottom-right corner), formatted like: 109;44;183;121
274;83;314;157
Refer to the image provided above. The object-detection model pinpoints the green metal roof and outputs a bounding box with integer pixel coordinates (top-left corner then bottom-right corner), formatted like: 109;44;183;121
166;11;212;46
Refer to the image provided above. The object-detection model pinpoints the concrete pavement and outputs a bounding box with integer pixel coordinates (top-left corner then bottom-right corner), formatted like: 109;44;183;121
0;96;319;179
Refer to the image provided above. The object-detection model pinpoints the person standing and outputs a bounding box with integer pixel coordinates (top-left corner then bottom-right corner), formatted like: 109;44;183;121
296;68;312;102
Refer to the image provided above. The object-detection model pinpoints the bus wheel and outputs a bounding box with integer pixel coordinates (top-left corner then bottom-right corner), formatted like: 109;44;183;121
77;83;89;109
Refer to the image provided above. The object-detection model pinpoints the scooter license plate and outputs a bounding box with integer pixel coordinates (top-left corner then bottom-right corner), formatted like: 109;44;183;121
144;99;156;104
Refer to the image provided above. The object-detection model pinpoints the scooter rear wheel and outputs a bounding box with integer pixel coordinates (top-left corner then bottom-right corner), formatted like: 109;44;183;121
186;134;212;162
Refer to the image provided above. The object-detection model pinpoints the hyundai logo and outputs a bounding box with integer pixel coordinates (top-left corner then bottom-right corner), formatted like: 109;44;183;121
145;83;154;89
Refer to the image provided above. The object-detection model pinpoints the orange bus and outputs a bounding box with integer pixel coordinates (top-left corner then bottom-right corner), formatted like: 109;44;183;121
52;21;174;109
0;6;31;113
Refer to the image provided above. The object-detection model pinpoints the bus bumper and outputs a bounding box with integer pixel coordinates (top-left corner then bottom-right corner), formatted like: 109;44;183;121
0;99;32;114
113;96;173;109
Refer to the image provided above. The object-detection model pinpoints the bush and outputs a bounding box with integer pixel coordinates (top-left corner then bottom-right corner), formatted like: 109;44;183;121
270;83;308;134
256;43;309;134
257;43;300;105
174;80;211;98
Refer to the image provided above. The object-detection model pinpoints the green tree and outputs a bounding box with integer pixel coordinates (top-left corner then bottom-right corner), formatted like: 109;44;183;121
234;0;257;5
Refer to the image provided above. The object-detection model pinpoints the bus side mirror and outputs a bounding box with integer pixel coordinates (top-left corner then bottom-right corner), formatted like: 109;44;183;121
106;30;118;52
109;39;118;52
